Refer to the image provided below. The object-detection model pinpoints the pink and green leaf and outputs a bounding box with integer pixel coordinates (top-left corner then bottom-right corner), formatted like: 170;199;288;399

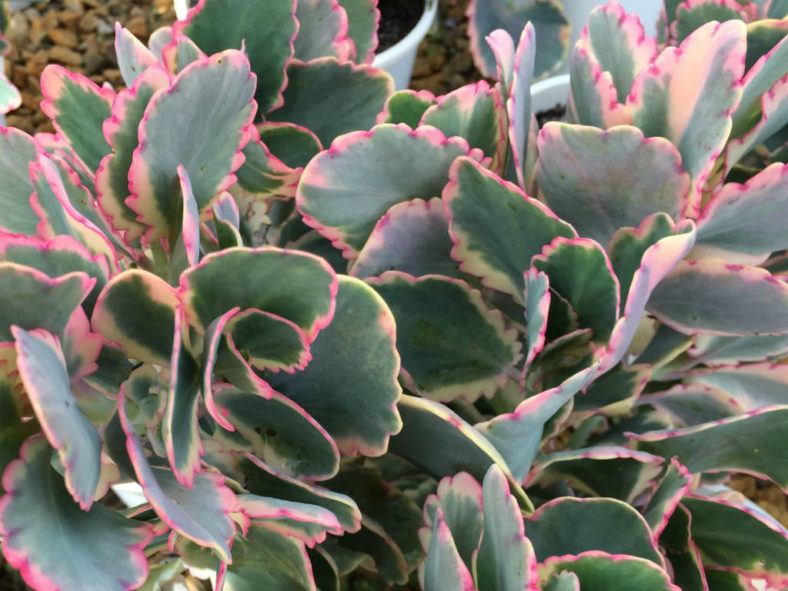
647;259;788;335
258;122;323;170
532;237;619;344
536;124;690;246
637;384;744;426
674;0;749;44
377;89;436;127
687;362;788;410
235;135;301;198
0;66;20;115
573;364;651;416
0;436;151;591
632;405;788;489
92;269;178;365
349;197;458;279
486;29;516;92
420;80;507;163
642;458;693;538
658;503;706;591
338;0;378;63
119;391;236;561
267;58;393;147
475;464;540;591
369;272;520;403
235;494;342;545
177;164;201;267
683;495;788;583
240;453;361;533
0;264;93;341
293;0;353;61
163;306;202;487
507;23;537;188
538;552;679;591
213;387;339;480
268;275;402;457
423;508;475;591
477;363;599;482
179;246;337;340
389;394;532;512
526;447;664;504
524;268;550;368
629;20;746;209
524;497;664;565
62;306;103;380
177;0;296;114
297;124;476;258
13;327;101;509
39;65;114;172
688;333;788;365
127;49;256;242
542;571;580;591
444;156;576;302
224;308;311;373
0;127;41;234
114;22;163;87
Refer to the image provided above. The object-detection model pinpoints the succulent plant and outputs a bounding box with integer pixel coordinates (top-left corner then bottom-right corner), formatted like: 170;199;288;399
0;2;20;117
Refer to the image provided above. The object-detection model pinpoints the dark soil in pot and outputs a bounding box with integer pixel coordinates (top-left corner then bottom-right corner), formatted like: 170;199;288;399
377;0;423;52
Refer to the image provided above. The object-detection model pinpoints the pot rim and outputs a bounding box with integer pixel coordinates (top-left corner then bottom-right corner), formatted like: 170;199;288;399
373;0;438;69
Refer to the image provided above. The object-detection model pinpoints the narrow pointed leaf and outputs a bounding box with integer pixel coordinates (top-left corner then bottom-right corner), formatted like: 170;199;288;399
114;23;161;86
423;509;475;591
506;23;536;188
642;458;693;537
524;268;550;367
0;437;151;591
444;156;576;301
269;275;402;456
13;327;101;509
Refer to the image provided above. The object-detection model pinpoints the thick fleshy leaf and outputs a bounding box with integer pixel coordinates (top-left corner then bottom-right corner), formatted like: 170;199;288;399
683;495;788;582
532;237;619;343
119;391;236;561
378;89;436;126
390;394;532;512
642;458;693;538
240;454;360;533
163;307;201;487
214;387;339;480
221;526;315;590
582;2;658;101
297;124;477;258
538;552;679;591
527;447;663;504
420;80;506;162
293;0;352;61
524;268;550;368
467;0;568;78
177;0;296;114
687;362;788;410
632;405;788;489
688;333;788;365
674;1;747;44
13;327;101;509
629;20;746;210
647;259;788;335
697;162;788;261
638;384;744;426
338;0;377;63
337;517;409;584
267;58;393;146
349;197;457;279
235;494;342;545
0;264;93;341
475;465;539;591
179;246;337;340
369;272;520;403
506;23;536;188
568;42;632;129
269;275;401;456
258;122;322;170
0;128;41;234
444;156;576;301
573;365;650;416
96;67;170;241
477;363;599;482
127;50;256;242
423;509;475;591
524;497;664;565
659;503;706;591
0;436;151;591
39;65;113;172
114;23;162;86
536;124;690;245
92;269;178;365
542;571;580;591
225;308;310;373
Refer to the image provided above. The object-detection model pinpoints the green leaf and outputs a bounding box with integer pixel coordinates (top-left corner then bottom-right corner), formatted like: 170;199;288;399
647;259;788;335
127;50;256;242
269;275;402;456
632;405;788;488
39;65;113;172
379;89;436;126
0;128;41;234
444;156;576;302
658;504;706;591
537;552;677;591
687;362;788;410
293;0;353;61
675;2;746;44
338;0;377;63
297;124;475;257
178;0;296;114
13;327;101;509
258;122;322;170
524;497;663;565
536;124;690;246
267;59;392;146
370;273;520;403
423;509;475;591
573;365;651;416
0;436;150;591
235;494;342;546
642;458;693;537
542;571;580;591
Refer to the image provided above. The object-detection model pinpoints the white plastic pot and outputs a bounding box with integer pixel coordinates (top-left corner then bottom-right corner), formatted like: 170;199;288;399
558;0;662;73
530;73;570;116
373;0;438;90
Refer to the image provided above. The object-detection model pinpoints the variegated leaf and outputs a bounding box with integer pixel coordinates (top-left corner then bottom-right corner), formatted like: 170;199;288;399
338;0;377;63
423;508;475;591
293;0;353;61
538;552;679;590
0;128;41;234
